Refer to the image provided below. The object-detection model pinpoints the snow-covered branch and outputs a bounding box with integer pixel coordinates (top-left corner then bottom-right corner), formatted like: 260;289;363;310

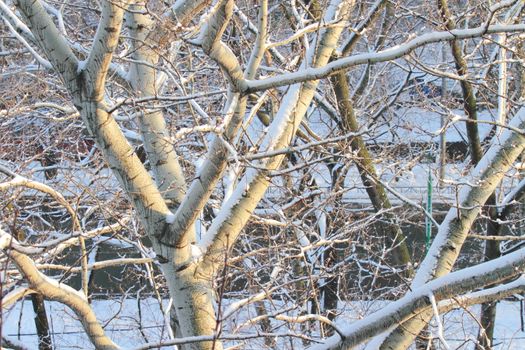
309;247;525;350
199;0;244;88
246;24;525;92
0;165;80;230
199;0;356;270
0;229;120;350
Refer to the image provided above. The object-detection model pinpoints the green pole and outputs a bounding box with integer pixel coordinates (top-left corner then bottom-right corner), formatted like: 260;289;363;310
425;168;433;253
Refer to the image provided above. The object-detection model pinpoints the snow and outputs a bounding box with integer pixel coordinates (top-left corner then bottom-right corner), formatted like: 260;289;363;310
310;246;525;350
500;177;525;210
374;301;525;350
191;244;203;260
0;231;13;250
412;106;525;287
375;107;495;143
77;60;87;73
165;211;176;224
303;162;463;205
3;297;525;349
16;160;119;199
292;103;524;207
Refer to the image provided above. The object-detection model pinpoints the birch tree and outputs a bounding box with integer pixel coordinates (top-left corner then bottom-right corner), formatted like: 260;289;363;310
2;1;525;349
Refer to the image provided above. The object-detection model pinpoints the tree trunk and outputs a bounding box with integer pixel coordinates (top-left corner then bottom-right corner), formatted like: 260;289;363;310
31;290;52;350
153;238;221;350
478;196;500;349
321;245;339;322
14;223;52;350
330;71;411;268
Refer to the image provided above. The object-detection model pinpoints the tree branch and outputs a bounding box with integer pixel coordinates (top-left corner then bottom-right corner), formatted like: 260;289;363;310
84;0;127;100
14;0;78;88
199;0;356;272
308;248;525;350
246;24;525;93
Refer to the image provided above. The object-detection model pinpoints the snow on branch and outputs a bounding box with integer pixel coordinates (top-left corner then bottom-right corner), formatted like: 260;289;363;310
43;220;128;257
133;332;313;350
158;93;241;247
0;1;32;40
198;0;354;271
0;164;80;231
374;106;525;349
245;23;525;92
1;286;35;309
413;106;525;287
244;0;267;79
199;0;244;88
34;257;154;273
1;14;51;69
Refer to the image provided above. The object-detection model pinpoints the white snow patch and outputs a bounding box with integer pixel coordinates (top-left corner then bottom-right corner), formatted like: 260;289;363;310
165;211;176;224
191;244;203;260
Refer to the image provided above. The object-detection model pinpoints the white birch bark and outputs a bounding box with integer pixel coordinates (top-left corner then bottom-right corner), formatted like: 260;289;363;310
245;23;525;92
199;0;356;272
126;5;187;207
9;2;525;349
11;0;182;346
14;0;172;232
159;0;250;250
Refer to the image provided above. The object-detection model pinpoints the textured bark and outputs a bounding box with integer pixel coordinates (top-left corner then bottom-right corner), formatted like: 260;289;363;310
160;94;247;248
160;0;248;249
127;6;187;207
478;179;525;347
339;0;387;56
157;260;221;350
437;1;506;347
378;2;516;347
478;195;500;349
13;0;173;345
321;244;340;323
10;2;525;349
310;249;525;350
245;24;525;93
13;0;78;85
12;229;52;350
